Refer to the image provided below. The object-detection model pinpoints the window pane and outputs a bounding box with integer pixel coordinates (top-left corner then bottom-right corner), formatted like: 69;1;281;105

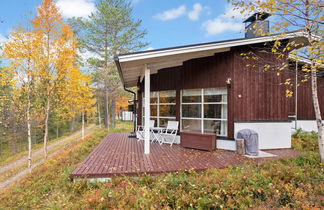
151;105;157;116
159;118;171;127
204;88;227;102
204;104;227;119
160;90;176;103
182;119;201;132
160;105;176;117
204;120;227;136
182;104;201;118
182;89;201;103
150;91;158;103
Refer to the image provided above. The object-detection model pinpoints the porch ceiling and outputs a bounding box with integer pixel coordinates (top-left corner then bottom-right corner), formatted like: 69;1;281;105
115;31;309;88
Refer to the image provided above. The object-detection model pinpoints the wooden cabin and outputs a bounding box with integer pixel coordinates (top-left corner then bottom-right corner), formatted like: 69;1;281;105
114;15;323;152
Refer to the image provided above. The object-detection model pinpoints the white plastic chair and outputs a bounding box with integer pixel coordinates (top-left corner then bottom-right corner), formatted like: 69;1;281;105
136;120;155;141
159;121;179;146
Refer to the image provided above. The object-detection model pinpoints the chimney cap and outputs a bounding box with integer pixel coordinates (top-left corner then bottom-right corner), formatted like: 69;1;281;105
243;12;271;23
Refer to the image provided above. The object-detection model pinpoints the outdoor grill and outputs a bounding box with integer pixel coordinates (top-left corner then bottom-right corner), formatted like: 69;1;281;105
237;129;259;156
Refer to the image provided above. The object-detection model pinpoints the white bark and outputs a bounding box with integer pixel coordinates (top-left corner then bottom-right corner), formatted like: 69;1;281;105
306;14;324;162
26;77;32;171
98;102;101;127
43;97;50;159
311;69;324;162
82;112;85;140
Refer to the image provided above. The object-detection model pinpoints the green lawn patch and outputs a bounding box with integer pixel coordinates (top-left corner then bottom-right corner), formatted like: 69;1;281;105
0;126;323;209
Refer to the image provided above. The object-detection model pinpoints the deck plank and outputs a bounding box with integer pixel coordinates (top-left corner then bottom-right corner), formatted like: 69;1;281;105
71;133;301;179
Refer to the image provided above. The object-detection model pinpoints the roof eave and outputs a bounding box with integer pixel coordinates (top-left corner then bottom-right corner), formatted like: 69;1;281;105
117;31;307;63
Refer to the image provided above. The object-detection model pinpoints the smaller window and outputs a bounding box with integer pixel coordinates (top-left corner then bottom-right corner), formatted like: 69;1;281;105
182;119;201;132
182;89;201;103
150;91;158;104
204;88;227;103
159;90;176;103
204;120;227;136
159;105;176;117
182;104;201;118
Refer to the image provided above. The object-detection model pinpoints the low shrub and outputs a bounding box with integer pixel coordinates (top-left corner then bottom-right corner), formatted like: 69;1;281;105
292;129;318;152
0;124;322;209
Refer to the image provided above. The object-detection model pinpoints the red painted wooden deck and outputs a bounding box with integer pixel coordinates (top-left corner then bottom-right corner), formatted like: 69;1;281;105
71;133;301;179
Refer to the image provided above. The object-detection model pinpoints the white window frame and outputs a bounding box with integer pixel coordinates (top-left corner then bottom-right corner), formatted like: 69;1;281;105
143;90;176;127
180;88;228;136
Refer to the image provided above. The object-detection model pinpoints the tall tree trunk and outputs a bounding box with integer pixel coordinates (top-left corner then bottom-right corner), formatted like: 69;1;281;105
311;69;324;162
104;81;109;130
305;3;324;162
98;101;101;127
43;97;50;159
71;117;76;132
56;121;59;139
82;112;85;140
111;97;116;127
27;89;32;171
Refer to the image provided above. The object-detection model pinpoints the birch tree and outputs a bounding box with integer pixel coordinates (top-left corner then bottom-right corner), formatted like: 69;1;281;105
58;66;96;140
32;0;79;158
0;63;15;156
3;30;42;169
230;0;324;162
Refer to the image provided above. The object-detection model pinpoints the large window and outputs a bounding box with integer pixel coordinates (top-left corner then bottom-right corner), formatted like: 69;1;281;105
143;90;176;127
181;88;228;136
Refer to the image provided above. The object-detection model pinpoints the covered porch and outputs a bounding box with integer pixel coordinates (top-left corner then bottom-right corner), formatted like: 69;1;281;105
115;41;234;154
70;133;301;180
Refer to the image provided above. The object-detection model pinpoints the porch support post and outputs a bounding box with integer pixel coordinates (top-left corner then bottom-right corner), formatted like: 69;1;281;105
144;64;150;154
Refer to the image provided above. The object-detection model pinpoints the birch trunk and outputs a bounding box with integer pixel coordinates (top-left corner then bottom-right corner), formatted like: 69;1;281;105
27;85;32;171
56;122;59;139
43;97;50;159
71;118;76;132
311;69;324;162
82;112;85;140
306;6;324;162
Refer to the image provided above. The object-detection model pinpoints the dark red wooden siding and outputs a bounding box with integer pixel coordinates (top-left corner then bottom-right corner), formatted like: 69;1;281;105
138;51;233;135
231;49;293;122
137;48;324;138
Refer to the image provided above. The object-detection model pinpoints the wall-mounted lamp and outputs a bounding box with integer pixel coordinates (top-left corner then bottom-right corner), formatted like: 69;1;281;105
226;78;232;87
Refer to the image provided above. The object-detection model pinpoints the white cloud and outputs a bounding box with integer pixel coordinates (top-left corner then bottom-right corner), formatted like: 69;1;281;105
202;18;243;36
154;5;186;21
188;3;203;21
202;5;246;36
56;0;95;18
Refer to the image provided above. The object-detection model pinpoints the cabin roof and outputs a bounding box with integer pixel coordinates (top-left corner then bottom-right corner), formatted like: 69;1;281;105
115;31;309;88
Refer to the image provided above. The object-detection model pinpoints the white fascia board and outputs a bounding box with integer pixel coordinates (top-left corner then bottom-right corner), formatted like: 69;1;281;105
118;32;306;63
289;54;312;64
289;54;324;67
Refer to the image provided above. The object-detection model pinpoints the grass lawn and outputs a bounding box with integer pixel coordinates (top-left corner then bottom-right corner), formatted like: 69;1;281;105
0;123;323;209
0;124;91;167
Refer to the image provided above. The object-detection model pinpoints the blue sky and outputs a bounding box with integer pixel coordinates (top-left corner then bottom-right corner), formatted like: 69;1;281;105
0;0;249;50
